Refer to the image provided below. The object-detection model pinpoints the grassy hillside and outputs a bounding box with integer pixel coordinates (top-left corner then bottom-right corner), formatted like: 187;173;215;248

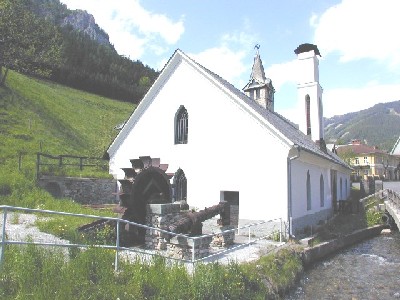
0;70;133;207
324;100;400;151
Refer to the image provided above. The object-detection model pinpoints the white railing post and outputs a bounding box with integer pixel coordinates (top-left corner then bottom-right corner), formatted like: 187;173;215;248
0;208;8;267
248;227;251;243
279;218;283;243
114;219;120;272
192;237;195;263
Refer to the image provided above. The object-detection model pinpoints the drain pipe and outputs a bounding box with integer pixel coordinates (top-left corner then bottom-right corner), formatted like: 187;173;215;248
287;145;300;238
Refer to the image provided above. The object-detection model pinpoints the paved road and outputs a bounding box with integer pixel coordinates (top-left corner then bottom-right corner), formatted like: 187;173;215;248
383;181;400;193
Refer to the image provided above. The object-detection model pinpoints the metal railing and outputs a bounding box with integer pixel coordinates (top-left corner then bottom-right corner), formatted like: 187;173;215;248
0;205;285;270
386;189;400;213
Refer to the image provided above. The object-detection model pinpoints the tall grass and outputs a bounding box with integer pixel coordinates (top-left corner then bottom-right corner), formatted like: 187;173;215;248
0;245;303;299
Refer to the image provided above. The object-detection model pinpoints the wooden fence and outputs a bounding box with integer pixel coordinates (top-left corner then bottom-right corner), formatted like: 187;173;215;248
36;152;108;179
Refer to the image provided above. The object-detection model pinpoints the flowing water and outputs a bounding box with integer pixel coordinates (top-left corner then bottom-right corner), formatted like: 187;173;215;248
286;231;400;300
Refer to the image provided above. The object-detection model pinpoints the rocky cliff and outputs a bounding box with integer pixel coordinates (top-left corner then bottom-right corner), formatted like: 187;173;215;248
61;10;111;47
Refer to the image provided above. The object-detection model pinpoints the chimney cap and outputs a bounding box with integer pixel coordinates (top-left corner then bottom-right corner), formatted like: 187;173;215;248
294;43;321;56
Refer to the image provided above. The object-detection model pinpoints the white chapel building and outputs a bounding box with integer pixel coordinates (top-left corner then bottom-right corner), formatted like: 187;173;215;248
106;43;351;235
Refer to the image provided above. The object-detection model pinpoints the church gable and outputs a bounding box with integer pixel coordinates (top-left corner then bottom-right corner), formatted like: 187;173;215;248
108;50;294;161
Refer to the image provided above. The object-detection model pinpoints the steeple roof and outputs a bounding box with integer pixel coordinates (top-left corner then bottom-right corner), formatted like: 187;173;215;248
243;46;272;91
250;47;266;84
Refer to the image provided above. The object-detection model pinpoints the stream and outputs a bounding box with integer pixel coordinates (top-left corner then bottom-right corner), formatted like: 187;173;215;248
286;230;400;299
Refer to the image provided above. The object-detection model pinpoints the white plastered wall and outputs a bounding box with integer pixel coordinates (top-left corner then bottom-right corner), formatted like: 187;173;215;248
290;155;333;221
109;59;291;222
290;150;351;233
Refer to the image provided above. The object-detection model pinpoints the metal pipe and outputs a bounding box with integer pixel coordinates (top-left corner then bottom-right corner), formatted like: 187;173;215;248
0;208;7;267
287;145;301;237
115;219;120;272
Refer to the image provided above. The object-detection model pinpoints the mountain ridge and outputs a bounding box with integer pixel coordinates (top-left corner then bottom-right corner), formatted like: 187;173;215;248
324;100;400;151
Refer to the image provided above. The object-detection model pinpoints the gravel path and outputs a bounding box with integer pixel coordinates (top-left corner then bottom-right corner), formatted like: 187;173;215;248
0;213;70;255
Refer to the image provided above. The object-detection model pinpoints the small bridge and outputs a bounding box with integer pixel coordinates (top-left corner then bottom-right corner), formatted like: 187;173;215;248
384;189;400;230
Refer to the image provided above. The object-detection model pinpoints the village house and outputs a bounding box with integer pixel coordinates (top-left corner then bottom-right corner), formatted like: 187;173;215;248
106;44;351;235
336;139;400;181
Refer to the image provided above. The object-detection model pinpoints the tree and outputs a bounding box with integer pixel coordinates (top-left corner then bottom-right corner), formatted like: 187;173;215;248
337;148;356;166
0;0;62;80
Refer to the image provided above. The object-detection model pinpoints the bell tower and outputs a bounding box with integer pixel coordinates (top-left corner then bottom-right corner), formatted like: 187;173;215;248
243;45;275;111
295;43;324;142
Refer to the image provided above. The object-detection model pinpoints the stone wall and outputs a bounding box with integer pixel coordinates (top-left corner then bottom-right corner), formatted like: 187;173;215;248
145;203;182;250
292;207;332;236
38;175;117;204
301;225;385;267
210;226;235;248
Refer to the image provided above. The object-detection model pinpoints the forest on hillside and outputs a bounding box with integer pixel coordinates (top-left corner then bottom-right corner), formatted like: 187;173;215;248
0;0;158;103
324;100;400;151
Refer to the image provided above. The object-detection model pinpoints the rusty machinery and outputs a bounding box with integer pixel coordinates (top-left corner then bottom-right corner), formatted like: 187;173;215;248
80;156;228;246
116;156;173;245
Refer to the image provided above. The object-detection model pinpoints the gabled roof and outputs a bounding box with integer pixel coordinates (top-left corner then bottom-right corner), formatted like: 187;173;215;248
336;144;387;156
107;49;349;169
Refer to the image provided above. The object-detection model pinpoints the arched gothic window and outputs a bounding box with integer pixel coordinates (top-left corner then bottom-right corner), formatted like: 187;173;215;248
174;169;187;201
307;171;311;211
305;95;311;136
175;106;188;144
320;174;324;207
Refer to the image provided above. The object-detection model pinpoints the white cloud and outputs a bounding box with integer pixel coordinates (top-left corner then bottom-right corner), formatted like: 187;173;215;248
324;83;400;117
312;0;400;66
60;0;184;59
190;47;248;87
265;60;298;92
190;28;258;88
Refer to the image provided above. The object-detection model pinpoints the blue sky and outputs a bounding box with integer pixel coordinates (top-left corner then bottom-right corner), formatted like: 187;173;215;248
60;0;400;120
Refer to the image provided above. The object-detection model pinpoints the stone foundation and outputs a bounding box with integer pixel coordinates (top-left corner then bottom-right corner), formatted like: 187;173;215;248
144;202;231;259
211;226;235;248
167;235;213;260
145;203;181;250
